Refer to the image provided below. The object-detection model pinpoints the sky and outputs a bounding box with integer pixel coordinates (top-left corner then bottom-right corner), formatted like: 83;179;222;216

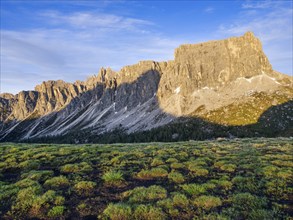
1;0;292;94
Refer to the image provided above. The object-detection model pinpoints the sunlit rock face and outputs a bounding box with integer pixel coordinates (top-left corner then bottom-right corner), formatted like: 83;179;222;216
0;32;292;141
156;31;285;117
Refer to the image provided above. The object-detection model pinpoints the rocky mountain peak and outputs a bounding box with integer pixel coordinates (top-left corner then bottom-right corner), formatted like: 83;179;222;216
0;32;292;141
96;67;118;87
0;93;15;100
173;32;272;84
243;31;257;42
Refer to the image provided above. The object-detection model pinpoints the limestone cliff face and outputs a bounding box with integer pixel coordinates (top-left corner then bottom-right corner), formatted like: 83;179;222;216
156;31;279;116
33;80;85;116
174;32;272;82
1;78;100;122
0;32;292;141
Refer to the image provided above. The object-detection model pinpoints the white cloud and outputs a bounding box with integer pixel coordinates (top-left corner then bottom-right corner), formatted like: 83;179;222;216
204;7;214;13
2;33;65;67
41;11;153;30
219;8;292;42
242;0;282;9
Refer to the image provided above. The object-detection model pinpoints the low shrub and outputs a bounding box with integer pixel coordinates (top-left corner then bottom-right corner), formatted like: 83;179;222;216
166;158;178;163
10;186;42;217
170;162;185;169
265;179;288;200
168;172;185;184
216;180;233;191
172;193;189;209
103;203;132;220
193;195;222;211
60;162;93;174
47;206;65;218
102;170;125;187
30;190;64;218
262;165;279;179
0;184;19;215
271;160;293;167
220;164;236;173
210;179;233;192
136;168;168;180
133;204;166;220
188;165;209;177
76;202;93;217
21;170;54;182
44;176;70;190
202;183;216;191
18;160;40;171
123;185;167;203
74;181;96;196
156;198;173;210
181;184;206;196
15;179;40;189
224;193;269;219
151;158;165;167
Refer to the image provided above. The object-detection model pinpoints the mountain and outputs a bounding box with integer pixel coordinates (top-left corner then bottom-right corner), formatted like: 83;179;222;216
1;32;292;143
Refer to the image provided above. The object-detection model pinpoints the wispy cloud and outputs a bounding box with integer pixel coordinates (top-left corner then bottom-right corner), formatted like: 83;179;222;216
1;11;186;94
242;0;282;9
41;11;153;30
2;33;65;67
219;8;292;42
204;7;214;13
1;1;291;94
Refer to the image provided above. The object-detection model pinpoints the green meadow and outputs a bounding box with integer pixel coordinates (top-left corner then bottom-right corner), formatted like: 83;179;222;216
0;138;292;219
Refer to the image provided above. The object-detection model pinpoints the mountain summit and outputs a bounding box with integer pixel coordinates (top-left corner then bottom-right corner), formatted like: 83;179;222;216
1;32;292;142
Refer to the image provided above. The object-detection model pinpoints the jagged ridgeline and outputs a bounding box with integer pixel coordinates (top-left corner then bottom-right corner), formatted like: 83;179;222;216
1;32;292;143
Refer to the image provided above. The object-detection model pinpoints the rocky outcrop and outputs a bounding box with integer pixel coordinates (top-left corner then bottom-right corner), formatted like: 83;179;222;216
0;32;292;141
174;32;272;81
156;31;283;116
0;78;102;122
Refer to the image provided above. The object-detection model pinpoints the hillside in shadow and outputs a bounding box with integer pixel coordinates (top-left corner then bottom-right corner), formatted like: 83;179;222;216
1;67;290;144
1;69;162;141
28;100;292;144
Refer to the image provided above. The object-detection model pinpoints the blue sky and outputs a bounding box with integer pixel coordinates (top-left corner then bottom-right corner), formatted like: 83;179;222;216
1;0;292;94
